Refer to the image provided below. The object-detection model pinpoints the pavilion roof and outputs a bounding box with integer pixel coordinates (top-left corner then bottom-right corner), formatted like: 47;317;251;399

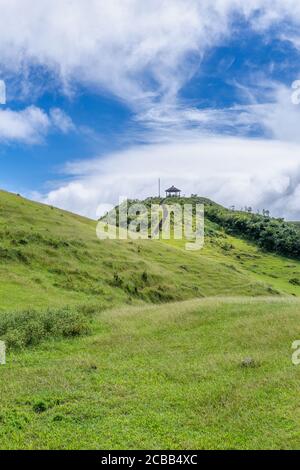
166;185;181;192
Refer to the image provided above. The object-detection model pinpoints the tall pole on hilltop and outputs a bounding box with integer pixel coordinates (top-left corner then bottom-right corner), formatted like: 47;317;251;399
158;178;161;198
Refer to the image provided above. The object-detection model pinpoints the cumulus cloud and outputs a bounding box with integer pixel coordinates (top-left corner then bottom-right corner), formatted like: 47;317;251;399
0;106;49;143
0;106;74;143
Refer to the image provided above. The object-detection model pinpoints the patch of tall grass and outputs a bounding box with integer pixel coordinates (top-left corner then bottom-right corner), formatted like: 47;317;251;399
0;306;91;350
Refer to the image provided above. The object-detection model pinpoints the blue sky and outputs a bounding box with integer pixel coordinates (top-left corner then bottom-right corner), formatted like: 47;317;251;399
1;1;300;218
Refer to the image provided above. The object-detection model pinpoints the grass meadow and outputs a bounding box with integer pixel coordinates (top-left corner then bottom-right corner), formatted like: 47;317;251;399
1;297;300;449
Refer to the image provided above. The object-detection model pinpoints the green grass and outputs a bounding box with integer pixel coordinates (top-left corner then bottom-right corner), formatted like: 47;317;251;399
166;231;300;296
0;189;288;313
1;297;300;449
1;190;300;449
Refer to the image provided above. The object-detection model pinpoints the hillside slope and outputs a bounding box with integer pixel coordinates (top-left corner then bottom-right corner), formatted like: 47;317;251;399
0;190;278;312
109;196;300;297
0;190;300;313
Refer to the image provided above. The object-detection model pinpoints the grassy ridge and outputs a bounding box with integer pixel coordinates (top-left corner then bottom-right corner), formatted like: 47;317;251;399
112;196;300;296
121;195;300;259
0;190;285;314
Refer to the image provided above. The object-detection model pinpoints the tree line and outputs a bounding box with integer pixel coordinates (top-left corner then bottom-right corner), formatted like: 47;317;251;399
206;206;300;259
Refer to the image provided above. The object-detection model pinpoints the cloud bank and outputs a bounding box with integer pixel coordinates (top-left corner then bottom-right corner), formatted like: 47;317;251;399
39;136;300;220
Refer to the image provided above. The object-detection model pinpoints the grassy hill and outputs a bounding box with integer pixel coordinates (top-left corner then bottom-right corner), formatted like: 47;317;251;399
1;190;300;449
1;190;292;313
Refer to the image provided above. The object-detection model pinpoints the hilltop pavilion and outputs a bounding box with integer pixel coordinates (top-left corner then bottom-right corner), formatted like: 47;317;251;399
165;185;181;197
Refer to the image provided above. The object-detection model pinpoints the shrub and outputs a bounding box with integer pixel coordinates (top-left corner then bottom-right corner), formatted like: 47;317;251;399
112;273;123;287
289;278;300;286
33;401;48;414
0;307;91;350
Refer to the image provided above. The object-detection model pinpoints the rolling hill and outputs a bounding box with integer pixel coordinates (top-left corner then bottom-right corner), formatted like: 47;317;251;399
1;189;300;314
0;191;282;312
1;189;300;449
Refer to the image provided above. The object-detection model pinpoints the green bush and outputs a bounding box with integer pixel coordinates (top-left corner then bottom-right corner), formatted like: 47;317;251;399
289;278;300;286
32;401;48;414
0;307;91;350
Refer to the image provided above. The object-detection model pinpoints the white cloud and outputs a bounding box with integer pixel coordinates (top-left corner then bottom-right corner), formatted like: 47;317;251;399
49;108;75;134
0;0;299;109
0;80;6;104
0;105;74;143
0;106;49;143
38;136;300;220
0;0;300;130
252;86;300;142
